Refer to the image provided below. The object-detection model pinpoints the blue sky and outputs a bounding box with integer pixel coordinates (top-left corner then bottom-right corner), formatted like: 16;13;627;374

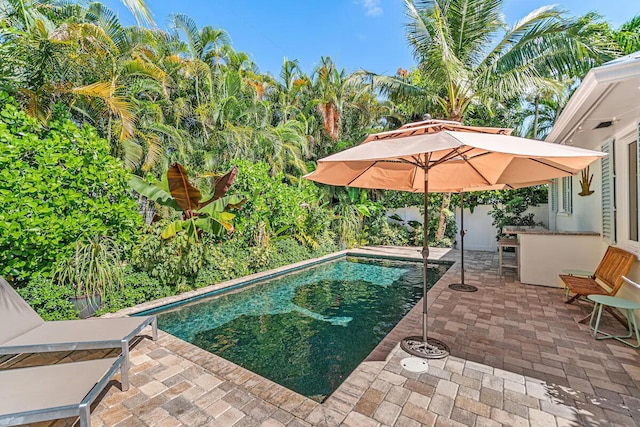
102;0;640;77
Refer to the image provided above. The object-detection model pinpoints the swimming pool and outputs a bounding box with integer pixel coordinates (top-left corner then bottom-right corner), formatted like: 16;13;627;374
151;256;450;401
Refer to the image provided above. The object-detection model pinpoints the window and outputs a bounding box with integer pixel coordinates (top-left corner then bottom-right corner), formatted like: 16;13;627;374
629;140;638;241
561;176;572;213
601;139;616;244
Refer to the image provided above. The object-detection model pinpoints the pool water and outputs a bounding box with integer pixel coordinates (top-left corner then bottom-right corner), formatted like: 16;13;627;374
156;256;450;401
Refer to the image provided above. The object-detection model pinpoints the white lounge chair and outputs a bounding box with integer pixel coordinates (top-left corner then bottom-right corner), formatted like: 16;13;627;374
0;276;157;386
0;356;127;427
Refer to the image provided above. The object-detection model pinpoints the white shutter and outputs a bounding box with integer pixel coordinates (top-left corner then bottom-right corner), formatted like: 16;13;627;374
562;177;573;213
601;139;616;243
550;179;558;212
637;122;640;242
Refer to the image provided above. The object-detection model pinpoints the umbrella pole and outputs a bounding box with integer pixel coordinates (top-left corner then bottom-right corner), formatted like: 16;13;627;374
400;166;450;359
448;192;478;292
422;171;429;342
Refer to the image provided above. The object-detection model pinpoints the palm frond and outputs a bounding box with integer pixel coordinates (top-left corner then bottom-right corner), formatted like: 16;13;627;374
405;0;468;85
71;82;135;140
119;0;154;27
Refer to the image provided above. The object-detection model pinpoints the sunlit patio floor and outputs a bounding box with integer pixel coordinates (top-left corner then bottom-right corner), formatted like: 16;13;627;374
5;246;640;426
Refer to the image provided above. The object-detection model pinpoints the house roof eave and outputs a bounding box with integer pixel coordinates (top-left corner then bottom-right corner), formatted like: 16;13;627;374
546;52;640;146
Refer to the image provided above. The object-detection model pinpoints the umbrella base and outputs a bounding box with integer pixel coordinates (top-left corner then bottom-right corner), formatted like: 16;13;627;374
400;336;450;359
448;283;478;292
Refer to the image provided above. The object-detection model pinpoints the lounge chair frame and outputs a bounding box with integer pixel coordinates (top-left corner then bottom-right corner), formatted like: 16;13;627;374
0;356;127;427
0;277;157;385
0;317;157;388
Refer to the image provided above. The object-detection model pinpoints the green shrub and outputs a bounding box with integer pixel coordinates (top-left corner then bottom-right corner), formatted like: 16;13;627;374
490;195;541;239
229;160;329;247
0;93;141;284
217;241;252;278
310;240;340;257
366;215;410;246
194;245;239;287
304;203;335;247
268;238;312;268
431;237;453;248
16;276;78;320
131;225;214;287
98;269;173;313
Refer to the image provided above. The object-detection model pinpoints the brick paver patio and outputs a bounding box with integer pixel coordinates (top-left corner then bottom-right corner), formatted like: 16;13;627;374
4;247;640;426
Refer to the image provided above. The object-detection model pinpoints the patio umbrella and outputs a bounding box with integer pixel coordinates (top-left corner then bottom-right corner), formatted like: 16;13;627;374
305;119;604;359
450;180;551;293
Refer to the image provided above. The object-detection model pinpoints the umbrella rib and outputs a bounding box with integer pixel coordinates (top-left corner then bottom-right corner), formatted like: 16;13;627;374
429;149;461;168
430;147;475;169
411;165;419;190
461;155;492;186
345;161;378;187
529;158;576;175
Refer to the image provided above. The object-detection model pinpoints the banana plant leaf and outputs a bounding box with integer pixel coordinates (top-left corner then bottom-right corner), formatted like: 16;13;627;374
129;176;180;210
195;212;235;236
160;211;236;239
197;194;246;216
161;218;197;239
167;163;201;214
199;165;239;209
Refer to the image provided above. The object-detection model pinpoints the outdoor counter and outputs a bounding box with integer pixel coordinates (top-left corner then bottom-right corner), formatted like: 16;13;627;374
505;227;600;236
504;228;602;287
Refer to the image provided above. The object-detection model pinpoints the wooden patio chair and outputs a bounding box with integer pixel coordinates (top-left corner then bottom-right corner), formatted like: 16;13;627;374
560;246;635;324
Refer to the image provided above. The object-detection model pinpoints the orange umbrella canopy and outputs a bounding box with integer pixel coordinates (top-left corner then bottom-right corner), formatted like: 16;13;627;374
306;120;604;192
304;119;605;359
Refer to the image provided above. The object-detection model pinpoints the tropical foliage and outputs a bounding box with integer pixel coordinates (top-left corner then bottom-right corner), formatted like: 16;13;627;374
130;163;245;240
1;0;637;319
0;93;141;284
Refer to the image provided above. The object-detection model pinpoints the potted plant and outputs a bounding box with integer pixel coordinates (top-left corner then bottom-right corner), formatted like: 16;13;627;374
55;235;123;318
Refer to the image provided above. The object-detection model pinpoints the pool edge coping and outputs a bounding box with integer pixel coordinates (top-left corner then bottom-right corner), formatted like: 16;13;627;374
108;246;452;318
110;247;459;422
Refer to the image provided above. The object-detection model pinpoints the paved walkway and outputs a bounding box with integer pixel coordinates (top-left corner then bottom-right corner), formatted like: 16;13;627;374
7;247;640;426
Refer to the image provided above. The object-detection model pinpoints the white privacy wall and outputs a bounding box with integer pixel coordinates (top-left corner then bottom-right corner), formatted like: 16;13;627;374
387;204;549;251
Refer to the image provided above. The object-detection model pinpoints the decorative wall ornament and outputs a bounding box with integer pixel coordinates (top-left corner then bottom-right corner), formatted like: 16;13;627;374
578;166;594;196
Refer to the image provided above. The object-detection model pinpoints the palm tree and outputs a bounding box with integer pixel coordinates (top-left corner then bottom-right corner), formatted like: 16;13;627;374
403;0;615;240
515;91;566;140
311;56;380;155
312;56;347;142
273;58;310;121
613;15;640;55
169;14;230;64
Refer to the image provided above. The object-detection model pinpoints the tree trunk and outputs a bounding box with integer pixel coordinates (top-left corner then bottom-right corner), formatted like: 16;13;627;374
533;94;540;139
434;111;461;242
435;192;451;241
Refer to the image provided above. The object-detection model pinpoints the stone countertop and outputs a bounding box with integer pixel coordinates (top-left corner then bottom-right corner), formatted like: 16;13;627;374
504;227;600;236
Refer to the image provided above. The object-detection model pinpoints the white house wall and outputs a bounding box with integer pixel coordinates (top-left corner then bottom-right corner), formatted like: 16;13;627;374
552;128;640;307
553;169;602;233
519;233;604;287
386;204;549;252
454;205;549;251
544;52;640;314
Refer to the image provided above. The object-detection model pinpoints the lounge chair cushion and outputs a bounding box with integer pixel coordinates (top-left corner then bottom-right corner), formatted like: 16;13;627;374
0;277;44;343
0;357;123;426
0;276;156;354
1;317;154;351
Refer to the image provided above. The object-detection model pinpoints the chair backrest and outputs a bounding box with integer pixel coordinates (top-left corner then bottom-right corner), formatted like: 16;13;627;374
594;246;636;295
0;277;44;344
